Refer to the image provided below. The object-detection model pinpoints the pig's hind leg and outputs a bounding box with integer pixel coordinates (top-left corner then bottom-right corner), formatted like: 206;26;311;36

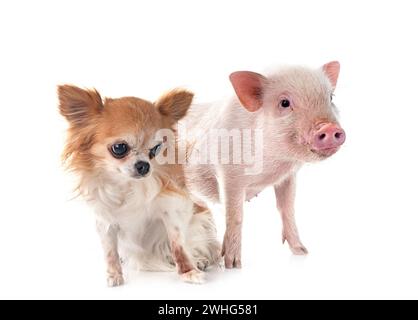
274;175;308;255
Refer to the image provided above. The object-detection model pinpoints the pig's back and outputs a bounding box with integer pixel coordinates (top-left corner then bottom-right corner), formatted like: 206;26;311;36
180;101;224;137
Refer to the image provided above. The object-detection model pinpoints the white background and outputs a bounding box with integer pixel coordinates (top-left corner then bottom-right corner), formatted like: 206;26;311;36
1;0;417;299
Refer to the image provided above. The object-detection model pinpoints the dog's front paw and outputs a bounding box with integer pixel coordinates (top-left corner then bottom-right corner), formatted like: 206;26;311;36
107;273;124;287
222;236;242;269
180;269;205;284
196;258;210;271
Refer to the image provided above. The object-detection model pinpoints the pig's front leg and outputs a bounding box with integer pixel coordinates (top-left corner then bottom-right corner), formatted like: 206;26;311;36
222;187;245;268
96;220;124;287
274;175;308;255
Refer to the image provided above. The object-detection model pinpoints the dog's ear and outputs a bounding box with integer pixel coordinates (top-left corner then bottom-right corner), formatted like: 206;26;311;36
155;89;194;124
58;85;103;127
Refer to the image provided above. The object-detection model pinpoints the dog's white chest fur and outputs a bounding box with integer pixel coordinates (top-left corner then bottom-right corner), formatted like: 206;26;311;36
90;175;162;224
85;175;193;269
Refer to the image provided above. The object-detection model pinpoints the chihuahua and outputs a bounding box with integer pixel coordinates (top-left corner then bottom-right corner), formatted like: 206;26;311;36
58;85;220;286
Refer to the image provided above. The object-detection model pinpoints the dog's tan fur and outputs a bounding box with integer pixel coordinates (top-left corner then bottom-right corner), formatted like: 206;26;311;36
58;85;220;286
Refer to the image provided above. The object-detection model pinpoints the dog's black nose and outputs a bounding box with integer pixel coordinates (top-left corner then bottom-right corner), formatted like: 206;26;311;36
135;161;150;176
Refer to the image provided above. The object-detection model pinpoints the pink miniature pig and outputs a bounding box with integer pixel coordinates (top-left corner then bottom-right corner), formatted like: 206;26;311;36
181;61;345;268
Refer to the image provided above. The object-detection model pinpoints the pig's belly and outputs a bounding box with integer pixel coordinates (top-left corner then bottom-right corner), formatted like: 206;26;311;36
244;162;298;201
245;186;266;201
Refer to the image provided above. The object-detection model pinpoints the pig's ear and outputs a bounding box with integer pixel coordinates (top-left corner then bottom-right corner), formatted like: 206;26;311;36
58;85;103;127
322;61;340;89
229;71;267;112
156;89;194;123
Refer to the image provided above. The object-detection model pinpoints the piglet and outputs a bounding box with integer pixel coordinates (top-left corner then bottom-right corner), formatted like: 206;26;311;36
181;62;345;268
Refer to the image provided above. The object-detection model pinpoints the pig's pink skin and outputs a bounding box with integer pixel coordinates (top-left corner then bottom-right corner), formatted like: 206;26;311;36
311;123;346;156
182;62;344;268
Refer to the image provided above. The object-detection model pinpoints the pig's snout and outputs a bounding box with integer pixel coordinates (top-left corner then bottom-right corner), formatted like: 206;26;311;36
311;123;345;156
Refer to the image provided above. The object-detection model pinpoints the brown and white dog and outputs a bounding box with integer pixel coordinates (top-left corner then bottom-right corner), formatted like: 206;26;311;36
58;85;220;286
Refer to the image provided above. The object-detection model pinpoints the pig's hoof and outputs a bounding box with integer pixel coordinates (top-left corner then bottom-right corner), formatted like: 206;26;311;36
107;273;124;287
181;269;205;284
224;255;242;269
222;239;242;269
283;234;308;255
290;245;309;255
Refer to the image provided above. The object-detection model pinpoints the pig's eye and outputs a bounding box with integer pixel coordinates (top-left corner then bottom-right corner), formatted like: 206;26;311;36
330;94;334;101
280;99;291;108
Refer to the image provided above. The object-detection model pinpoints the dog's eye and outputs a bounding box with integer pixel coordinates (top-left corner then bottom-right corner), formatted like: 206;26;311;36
149;143;162;159
110;143;129;159
280;99;291;108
